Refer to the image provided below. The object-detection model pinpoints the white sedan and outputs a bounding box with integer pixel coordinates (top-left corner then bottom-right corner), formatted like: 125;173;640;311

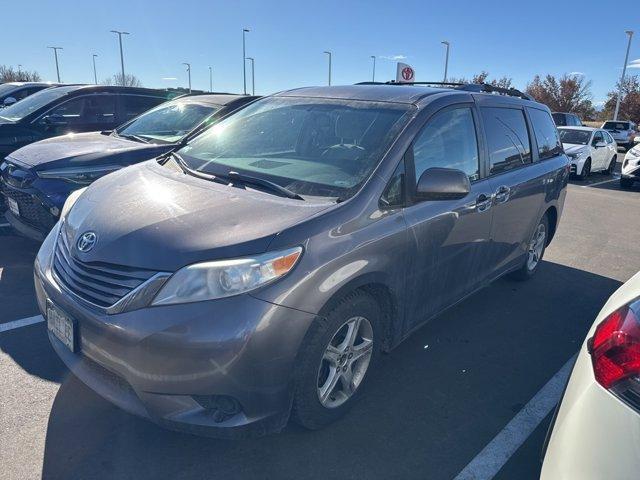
541;270;640;480
621;138;640;189
558;126;618;180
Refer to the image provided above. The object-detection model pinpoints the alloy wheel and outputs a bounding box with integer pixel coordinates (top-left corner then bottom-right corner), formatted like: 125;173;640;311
527;222;546;271
317;316;373;409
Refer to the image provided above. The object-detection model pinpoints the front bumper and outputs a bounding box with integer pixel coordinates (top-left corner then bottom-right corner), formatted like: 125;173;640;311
1;181;61;240
622;152;640;179
568;156;587;175
35;228;318;437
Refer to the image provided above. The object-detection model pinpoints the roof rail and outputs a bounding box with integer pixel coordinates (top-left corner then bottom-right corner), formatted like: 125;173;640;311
354;80;533;101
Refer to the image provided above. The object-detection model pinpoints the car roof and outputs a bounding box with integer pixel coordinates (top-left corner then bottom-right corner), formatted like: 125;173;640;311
174;94;259;106
558;126;596;131
46;84;174;97
2;82;60;87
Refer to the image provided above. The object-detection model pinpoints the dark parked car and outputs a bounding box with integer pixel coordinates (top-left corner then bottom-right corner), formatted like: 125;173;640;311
0;82;60;108
1;94;258;240
35;83;568;437
552;112;582;127
0;84;176;158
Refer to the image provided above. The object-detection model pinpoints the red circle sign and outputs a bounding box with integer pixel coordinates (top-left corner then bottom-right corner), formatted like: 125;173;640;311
401;67;414;81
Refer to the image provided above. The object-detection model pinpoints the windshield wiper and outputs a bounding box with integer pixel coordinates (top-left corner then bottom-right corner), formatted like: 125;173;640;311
224;171;304;200
116;132;150;143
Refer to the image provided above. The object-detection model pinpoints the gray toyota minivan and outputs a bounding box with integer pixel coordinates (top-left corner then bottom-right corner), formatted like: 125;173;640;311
34;83;569;437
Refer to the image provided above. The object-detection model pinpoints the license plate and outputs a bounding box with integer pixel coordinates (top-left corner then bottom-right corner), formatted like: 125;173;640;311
7;197;19;216
47;300;76;352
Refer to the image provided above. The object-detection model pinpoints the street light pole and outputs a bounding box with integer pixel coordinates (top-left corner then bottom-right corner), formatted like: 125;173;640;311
614;30;634;121
92;54;98;84
209;66;213;92
324;51;332;86
371;55;376;82
242;28;250;95
47;46;63;83
182;63;191;93
441;41;450;83
246;57;255;95
110;30;130;86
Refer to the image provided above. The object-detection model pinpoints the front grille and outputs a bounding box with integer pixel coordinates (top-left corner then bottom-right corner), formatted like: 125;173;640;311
52;232;158;308
1;186;55;230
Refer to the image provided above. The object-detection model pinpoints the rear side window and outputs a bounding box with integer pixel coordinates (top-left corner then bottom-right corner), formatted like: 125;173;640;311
412;107;480;182
122;95;165;121
603;121;630;131
528;108;563;160
552;113;566;126
48;95;116;125
481;107;531;174
592;131;604;146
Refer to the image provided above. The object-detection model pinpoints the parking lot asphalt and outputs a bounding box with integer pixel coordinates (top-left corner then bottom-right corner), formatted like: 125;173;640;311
1;167;640;480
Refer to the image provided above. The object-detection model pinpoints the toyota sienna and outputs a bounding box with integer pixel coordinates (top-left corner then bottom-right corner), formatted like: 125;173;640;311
34;83;569;437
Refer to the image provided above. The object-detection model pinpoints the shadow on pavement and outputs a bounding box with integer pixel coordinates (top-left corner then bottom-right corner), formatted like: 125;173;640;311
40;261;621;480
0;233;41;322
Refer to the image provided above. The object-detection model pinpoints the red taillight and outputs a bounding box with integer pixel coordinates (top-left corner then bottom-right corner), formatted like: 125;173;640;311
589;303;640;389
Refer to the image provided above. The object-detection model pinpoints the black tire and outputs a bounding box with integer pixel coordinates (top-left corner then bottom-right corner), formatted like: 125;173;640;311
577;159;591;180
606;156;617;175
508;215;549;281
620;178;634;189
292;290;382;430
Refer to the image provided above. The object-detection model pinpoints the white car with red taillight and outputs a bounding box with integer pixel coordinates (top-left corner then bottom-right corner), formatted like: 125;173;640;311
541;270;640;480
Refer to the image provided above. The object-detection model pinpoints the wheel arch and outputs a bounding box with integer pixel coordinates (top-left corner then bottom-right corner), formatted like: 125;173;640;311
543;205;558;246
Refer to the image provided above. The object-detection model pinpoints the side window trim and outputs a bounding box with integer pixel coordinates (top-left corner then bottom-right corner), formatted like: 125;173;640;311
525;106;562;162
379;156;408;210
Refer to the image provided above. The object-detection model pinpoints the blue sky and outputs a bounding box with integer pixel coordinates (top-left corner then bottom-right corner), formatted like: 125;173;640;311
4;0;640;105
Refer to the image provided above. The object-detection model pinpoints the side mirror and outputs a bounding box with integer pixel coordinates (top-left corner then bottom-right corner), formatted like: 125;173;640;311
594;141;607;148
3;96;17;107
416;167;471;201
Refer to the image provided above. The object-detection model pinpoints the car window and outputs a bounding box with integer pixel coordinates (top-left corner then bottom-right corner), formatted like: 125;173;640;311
571;115;581;126
481;107;532;174
603;121;630;131
122;95;166;121
0;85;77;121
411;107;480;183
380;160;405;208
551;113;566;126
605;132;614;144
48;95;116;125
592;131;604;146
528;108;563;160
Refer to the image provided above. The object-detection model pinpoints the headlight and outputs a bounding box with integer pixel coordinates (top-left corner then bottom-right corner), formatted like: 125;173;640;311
629;147;640;157
59;187;87;220
152;246;303;305
37;165;121;184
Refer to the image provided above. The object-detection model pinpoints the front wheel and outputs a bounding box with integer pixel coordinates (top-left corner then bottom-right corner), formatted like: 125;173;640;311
508;215;549;281
606;156;617;175
577;159;591;180
292;290;381;430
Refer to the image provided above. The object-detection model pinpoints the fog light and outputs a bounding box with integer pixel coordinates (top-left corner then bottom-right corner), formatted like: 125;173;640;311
193;395;242;423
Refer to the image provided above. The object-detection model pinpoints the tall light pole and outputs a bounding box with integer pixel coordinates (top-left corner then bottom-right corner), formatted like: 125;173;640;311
441;41;450;83
47;46;63;83
110;30;130;86
182;62;191;93
242;28;250;95
324;51;332;86
209;66;213;92
370;55;376;82
92;54;98;84
614;30;634;121
246;57;255;95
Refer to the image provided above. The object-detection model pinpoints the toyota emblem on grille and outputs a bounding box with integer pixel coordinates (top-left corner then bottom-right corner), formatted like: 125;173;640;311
77;232;97;253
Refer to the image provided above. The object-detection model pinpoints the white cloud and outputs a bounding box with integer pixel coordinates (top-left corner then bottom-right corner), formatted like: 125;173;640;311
628;59;640;69
161;77;177;81
568;71;584;76
379;55;407;61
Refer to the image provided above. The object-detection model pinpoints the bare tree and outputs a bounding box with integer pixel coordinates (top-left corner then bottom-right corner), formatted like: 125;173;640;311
448;71;513;89
0;65;42;83
101;73;142;87
526;74;595;119
602;75;640;122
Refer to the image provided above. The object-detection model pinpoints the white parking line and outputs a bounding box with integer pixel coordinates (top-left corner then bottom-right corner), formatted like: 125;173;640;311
453;354;577;480
580;174;620;188
0;315;44;333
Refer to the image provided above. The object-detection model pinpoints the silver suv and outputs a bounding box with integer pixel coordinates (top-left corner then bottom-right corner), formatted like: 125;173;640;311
602;120;638;149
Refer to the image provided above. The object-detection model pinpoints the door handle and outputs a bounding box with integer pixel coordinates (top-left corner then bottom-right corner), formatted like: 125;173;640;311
494;185;511;203
475;193;493;212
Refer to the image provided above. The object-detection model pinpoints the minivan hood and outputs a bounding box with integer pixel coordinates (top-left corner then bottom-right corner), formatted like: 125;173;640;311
8;132;171;169
63;161;332;271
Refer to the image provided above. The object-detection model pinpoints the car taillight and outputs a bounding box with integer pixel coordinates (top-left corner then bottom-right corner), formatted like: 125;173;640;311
589;299;640;390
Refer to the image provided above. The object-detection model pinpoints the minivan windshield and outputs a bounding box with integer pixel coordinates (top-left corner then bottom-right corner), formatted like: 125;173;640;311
178;96;412;199
117;100;219;144
559;129;591;145
0;85;77;121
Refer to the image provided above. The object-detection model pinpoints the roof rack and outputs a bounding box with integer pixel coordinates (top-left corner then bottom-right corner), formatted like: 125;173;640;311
354;81;533;101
